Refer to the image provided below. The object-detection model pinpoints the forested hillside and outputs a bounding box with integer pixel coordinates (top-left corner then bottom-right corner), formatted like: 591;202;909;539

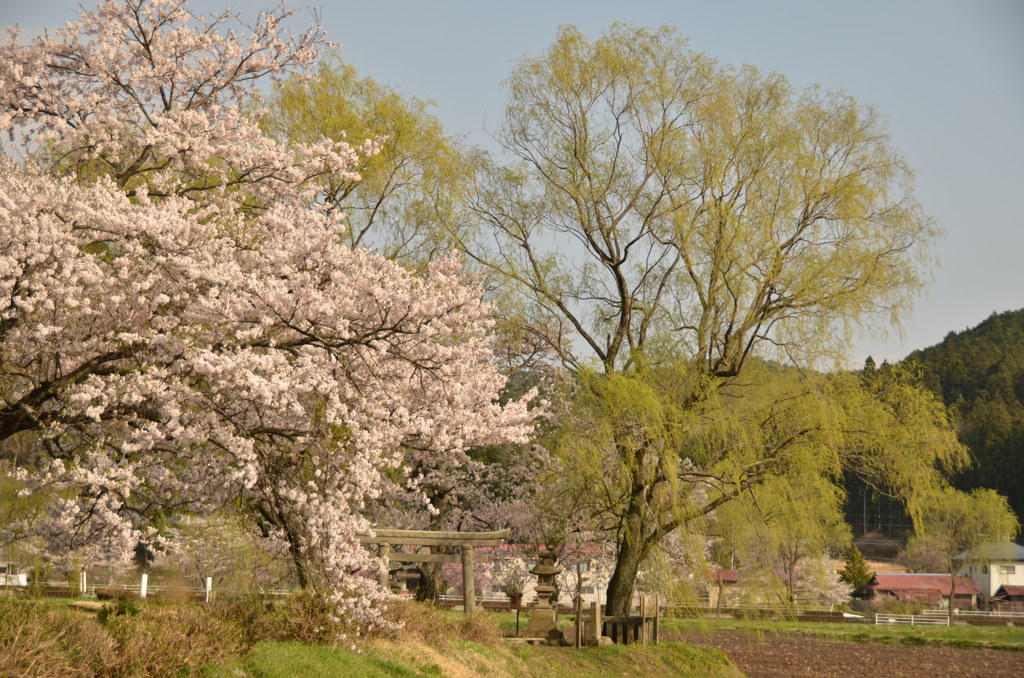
905;309;1024;519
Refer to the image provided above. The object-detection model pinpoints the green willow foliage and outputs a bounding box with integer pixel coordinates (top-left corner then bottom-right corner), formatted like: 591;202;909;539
261;56;474;267
469;23;950;615
550;360;965;612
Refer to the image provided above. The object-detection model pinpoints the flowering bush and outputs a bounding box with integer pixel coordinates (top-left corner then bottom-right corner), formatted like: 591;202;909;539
440;560;493;597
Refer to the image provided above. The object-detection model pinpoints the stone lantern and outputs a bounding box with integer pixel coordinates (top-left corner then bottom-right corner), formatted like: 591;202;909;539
525;549;562;639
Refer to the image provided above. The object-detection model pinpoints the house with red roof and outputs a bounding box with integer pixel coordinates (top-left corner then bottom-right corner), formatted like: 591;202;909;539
994;584;1024;601
859;572;979;609
707;569;740;607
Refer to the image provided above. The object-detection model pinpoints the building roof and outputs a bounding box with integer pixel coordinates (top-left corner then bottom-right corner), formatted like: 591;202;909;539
995;585;1024;598
862;573;980;597
954;541;1024;562
713;569;739;583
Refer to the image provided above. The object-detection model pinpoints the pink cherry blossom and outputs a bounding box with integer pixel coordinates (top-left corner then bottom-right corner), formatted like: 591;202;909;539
0;0;536;627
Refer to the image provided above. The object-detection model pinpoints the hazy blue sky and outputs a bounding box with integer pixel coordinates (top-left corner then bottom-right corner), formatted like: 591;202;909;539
3;0;1022;365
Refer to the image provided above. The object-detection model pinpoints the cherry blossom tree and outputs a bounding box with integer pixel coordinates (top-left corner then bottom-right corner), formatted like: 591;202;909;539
0;0;535;625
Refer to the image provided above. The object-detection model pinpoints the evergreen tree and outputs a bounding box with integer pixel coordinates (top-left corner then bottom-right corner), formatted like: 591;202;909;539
838;546;873;591
905;309;1024;518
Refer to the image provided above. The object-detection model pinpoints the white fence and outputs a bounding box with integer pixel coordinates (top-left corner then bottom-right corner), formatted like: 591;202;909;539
663;602;843;616
9;576;295;603
929;608;1024;620
875;613;949;626
437;593;512;604
714;603;839;614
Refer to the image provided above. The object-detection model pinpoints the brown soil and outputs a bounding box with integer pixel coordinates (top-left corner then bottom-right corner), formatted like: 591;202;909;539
673;629;1024;678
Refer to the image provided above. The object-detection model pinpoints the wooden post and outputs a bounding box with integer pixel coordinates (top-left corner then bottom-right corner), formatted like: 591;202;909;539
205;576;213;603
591;601;602;645
640;595;647;644
461;543;474;614
140;573;148;599
574;594;582;648
575;561;582;648
653;596;660;645
377;542;390;589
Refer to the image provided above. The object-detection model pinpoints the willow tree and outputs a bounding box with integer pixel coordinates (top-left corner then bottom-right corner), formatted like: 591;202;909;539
909;487;1017;620
261;57;474;267
714;471;851;605
465;24;947;615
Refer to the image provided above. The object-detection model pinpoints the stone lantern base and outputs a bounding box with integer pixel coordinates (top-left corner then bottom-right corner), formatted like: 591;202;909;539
524;607;557;637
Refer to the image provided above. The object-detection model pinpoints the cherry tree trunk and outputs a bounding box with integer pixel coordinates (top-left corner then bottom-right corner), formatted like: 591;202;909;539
415;561;444;603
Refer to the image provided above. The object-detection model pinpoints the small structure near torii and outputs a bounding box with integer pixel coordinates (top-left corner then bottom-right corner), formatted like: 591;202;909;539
524;548;562;640
358;528;510;614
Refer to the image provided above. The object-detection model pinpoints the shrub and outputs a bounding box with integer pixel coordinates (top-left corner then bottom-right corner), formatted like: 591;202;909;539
95;588;139;602
208;595;279;645
97;598;140;624
856;596;928;615
104;602;246;678
209;591;347;645
2;593;394;677
0;598;115;677
381;600;502;646
0;597;250;677
271;591;347;644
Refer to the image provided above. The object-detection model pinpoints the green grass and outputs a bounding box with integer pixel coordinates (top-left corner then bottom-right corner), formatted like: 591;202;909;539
511;642;743;678
662;615;1024;651
200;641;427;678
199;638;741;678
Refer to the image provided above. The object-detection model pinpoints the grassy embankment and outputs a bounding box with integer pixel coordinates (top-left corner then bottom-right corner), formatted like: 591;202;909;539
2;595;741;678
200;606;741;678
200;639;742;678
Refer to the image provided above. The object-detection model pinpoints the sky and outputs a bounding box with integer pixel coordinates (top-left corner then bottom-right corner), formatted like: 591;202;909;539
2;0;1022;366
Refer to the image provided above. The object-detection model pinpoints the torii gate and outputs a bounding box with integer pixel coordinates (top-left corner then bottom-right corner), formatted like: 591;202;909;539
359;528;510;614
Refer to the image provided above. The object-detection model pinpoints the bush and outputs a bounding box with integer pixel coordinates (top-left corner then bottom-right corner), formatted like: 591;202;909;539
1;592;398;677
208;596;279;645
104;602;247;678
97;597;140;624
853;596;929;615
0;598;115;677
208;591;346;645
95;588;139;602
271;591;343;643
0;597;250;678
381;600;502;645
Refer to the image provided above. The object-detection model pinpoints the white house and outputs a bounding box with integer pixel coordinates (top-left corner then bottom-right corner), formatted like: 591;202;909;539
956;541;1024;598
0;561;26;587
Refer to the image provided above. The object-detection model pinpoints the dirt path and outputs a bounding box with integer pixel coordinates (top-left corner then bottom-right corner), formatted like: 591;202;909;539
674;630;1024;678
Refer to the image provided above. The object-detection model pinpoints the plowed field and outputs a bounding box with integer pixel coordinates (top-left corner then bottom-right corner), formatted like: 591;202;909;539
675;629;1024;678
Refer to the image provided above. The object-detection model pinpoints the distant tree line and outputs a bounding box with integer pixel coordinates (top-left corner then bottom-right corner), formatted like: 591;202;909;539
906;309;1024;521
